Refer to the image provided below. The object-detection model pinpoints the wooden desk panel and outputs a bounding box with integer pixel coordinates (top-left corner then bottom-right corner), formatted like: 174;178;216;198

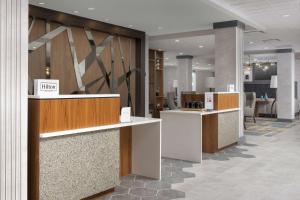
29;97;120;133
120;127;132;177
28;97;120;200
214;93;239;110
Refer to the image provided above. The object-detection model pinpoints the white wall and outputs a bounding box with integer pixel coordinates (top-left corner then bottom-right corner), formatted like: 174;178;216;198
195;71;214;93
0;0;28;199
164;66;178;96
277;52;295;120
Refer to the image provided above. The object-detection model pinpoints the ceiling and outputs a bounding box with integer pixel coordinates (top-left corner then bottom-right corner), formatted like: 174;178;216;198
30;0;300;55
150;35;215;59
29;0;236;35
212;0;300;51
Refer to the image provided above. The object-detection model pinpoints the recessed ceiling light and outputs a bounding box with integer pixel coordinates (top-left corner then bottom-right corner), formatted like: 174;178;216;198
179;52;183;55
175;39;180;43
73;10;79;14
198;45;204;48
282;14;290;18
32;46;36;49
165;57;169;60
158;26;163;30
248;41;254;44
38;2;45;5
88;7;95;10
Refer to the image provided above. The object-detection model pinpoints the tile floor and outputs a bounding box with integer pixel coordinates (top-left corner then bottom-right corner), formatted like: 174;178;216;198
99;118;300;200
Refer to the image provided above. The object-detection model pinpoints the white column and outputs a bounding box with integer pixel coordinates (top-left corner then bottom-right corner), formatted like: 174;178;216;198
277;51;295;120
176;55;193;106
214;21;244;137
0;0;28;199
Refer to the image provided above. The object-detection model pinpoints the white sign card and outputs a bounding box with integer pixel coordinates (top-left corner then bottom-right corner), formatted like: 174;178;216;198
205;92;214;110
227;84;235;92
34;79;59;96
120;107;131;123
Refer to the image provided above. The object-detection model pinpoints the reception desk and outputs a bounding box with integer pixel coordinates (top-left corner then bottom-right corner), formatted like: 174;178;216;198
28;95;161;200
161;92;240;162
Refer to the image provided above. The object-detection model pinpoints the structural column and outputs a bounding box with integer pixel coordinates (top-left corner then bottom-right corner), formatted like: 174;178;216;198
176;55;193;106
0;0;28;199
213;20;245;137
277;49;295;121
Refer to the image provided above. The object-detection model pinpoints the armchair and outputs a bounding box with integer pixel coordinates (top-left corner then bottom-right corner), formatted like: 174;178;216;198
244;92;257;124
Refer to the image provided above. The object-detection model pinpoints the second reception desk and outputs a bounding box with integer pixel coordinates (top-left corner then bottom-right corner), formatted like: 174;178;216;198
28;94;161;200
161;92;240;163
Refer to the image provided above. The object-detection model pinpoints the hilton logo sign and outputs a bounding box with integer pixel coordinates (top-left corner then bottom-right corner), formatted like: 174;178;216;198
34;79;59;96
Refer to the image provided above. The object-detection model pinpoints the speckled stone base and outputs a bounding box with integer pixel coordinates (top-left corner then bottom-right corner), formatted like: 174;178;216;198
39;129;120;200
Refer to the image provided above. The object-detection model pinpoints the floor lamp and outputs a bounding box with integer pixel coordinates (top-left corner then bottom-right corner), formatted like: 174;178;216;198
270;75;278;118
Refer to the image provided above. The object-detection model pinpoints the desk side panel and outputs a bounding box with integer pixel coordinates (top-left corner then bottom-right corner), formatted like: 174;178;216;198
28;100;41;200
132;122;161;179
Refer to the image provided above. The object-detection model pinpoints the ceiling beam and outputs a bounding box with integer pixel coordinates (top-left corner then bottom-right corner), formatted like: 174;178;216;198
149;29;213;41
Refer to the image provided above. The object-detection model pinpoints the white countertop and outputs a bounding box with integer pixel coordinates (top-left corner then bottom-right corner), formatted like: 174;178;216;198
40;116;161;139
160;108;240;116
28;94;120;99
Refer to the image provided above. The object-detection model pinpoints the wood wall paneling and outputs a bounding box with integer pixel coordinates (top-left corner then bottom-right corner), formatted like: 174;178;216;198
28;19;46;90
214;93;239;110
50;23;79;94
29;5;145;116
120;127;132;177
70;26;92;63
202;114;218;153
181;93;205;108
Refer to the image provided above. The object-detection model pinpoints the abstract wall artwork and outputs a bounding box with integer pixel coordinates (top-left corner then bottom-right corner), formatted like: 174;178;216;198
29;15;140;114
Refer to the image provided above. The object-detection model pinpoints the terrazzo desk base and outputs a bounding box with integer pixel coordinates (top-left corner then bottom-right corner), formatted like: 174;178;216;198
39;129;119;200
38;117;161;200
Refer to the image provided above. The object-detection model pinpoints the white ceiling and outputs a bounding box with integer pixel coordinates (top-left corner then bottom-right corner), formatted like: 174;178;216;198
30;0;300;54
150;35;215;58
30;0;236;35
213;0;300;51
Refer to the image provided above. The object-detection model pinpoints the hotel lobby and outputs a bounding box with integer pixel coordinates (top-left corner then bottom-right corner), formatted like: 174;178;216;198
1;0;300;200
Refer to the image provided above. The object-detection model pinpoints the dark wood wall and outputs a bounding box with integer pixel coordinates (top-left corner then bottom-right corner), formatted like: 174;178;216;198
29;5;145;116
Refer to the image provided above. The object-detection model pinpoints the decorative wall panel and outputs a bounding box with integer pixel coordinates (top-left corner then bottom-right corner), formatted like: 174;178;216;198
29;8;141;114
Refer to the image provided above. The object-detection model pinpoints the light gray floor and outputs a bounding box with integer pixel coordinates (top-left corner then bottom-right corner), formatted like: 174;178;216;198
174;119;300;200
99;119;300;200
